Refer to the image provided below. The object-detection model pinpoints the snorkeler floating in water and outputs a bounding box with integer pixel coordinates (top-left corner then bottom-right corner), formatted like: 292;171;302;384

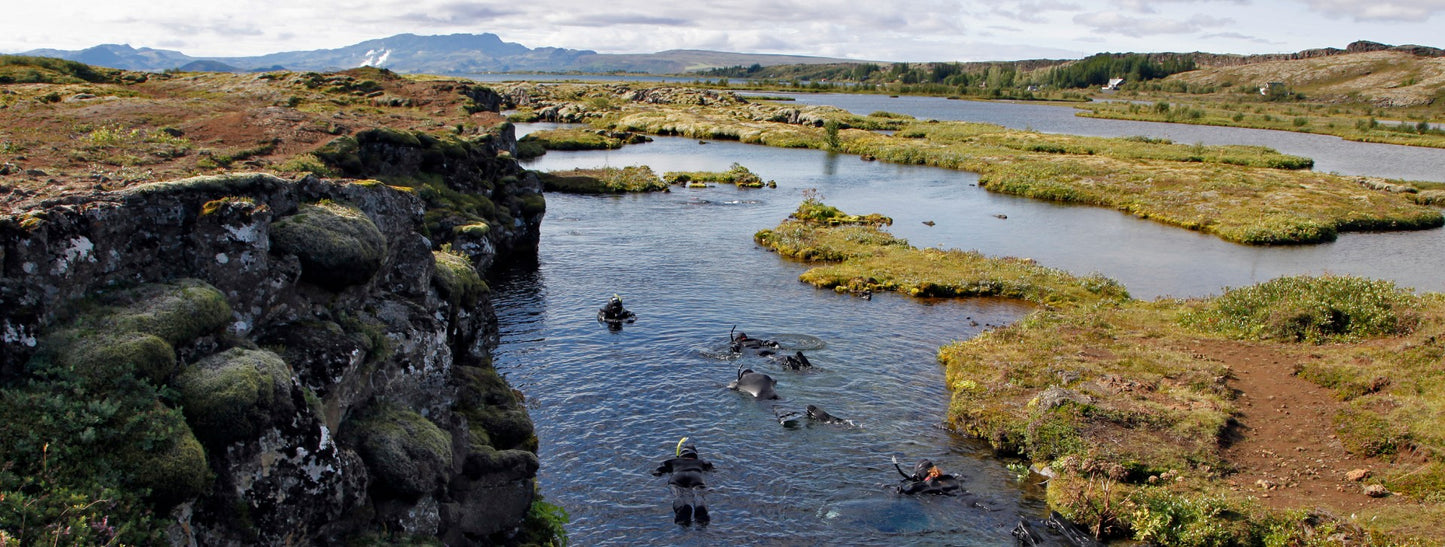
597;294;636;326
891;455;962;495
652;437;715;525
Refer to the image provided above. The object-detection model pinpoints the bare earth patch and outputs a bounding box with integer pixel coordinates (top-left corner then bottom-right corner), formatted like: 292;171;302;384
1194;339;1406;514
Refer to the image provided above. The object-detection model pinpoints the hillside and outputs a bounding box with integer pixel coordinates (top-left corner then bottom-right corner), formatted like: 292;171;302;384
1167;49;1445;107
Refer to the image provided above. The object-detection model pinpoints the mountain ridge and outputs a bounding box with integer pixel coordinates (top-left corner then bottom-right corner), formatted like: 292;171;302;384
14;32;866;75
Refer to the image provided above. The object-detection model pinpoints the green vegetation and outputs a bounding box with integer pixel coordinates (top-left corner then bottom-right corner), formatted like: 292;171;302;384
515;496;570;547
536;166;670;194
515;128;649;159
1181;275;1422;343
663;162;775;188
342;403;453;498
432;249;489;309
692;54;1190;100
0;55;126;84
755;200;1129;307
1;280;234;545
934;275;1445;543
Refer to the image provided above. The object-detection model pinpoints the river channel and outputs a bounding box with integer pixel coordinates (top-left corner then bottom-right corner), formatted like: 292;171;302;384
491;103;1444;545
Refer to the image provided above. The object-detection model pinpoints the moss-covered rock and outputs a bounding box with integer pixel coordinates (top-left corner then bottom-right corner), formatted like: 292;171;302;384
125;418;211;505
46;329;177;385
176;348;295;447
269;201;387;290
98;278;233;346
344;403;454;498
455;365;534;452
432;251;488;309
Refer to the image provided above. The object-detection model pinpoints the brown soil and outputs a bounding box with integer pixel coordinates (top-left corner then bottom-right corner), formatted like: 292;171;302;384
0;69;507;214
1190;339;1406;514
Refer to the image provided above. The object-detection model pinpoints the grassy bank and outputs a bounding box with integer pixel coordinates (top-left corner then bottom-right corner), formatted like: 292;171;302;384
939;275;1445;544
754;200;1129;307
664;162;775;188
504;82;1443;245
1078;100;1445;149
536;166;670;194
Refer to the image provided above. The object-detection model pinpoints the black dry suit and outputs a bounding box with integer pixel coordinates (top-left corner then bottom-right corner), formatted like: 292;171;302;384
894;458;961;495
653;445;715;524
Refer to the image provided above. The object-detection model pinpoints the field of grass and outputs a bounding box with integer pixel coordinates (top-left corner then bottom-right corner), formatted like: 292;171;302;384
506;82;1443;245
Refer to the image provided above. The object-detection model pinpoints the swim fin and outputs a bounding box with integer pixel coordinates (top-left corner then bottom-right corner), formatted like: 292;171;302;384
673;503;693;525
693;505;710;524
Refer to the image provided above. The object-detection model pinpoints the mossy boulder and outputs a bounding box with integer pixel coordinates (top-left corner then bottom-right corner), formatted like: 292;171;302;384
176;348;296;447
124;417;212;505
45;329;177;385
432;251;488;309
269;201;387;290
344;403;454;498
455;365;534;451
97;278;233;346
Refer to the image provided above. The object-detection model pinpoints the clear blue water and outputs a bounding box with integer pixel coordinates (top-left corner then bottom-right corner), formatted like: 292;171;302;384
492;102;1444;545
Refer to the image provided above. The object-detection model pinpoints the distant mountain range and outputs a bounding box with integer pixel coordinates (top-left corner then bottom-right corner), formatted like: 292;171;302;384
15;33;866;75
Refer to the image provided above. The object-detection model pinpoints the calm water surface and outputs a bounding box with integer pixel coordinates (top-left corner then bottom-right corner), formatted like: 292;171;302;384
776;93;1445;183
493;108;1444;545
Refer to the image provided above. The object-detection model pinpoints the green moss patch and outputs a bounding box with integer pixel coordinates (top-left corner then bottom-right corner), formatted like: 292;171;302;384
432;250;489;309
270;201;387;290
343;403;454;498
175;348;294;447
44;329;177;385
95;278;233;345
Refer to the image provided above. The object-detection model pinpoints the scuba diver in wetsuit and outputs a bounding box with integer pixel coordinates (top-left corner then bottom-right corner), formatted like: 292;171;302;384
598;294;636;324
892;455;961;495
652;437;715;525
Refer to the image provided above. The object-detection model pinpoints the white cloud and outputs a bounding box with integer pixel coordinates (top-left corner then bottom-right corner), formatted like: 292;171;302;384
1073;11;1234;36
1297;0;1445;21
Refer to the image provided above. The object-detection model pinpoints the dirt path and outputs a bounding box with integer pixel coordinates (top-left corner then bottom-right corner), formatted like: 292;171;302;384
1190;339;1404;514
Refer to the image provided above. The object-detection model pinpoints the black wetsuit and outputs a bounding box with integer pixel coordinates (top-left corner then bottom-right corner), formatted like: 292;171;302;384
894;461;962;495
653;455;715;524
599;300;635;323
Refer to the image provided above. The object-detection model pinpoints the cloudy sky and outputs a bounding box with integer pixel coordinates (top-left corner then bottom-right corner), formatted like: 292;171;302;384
3;0;1444;62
